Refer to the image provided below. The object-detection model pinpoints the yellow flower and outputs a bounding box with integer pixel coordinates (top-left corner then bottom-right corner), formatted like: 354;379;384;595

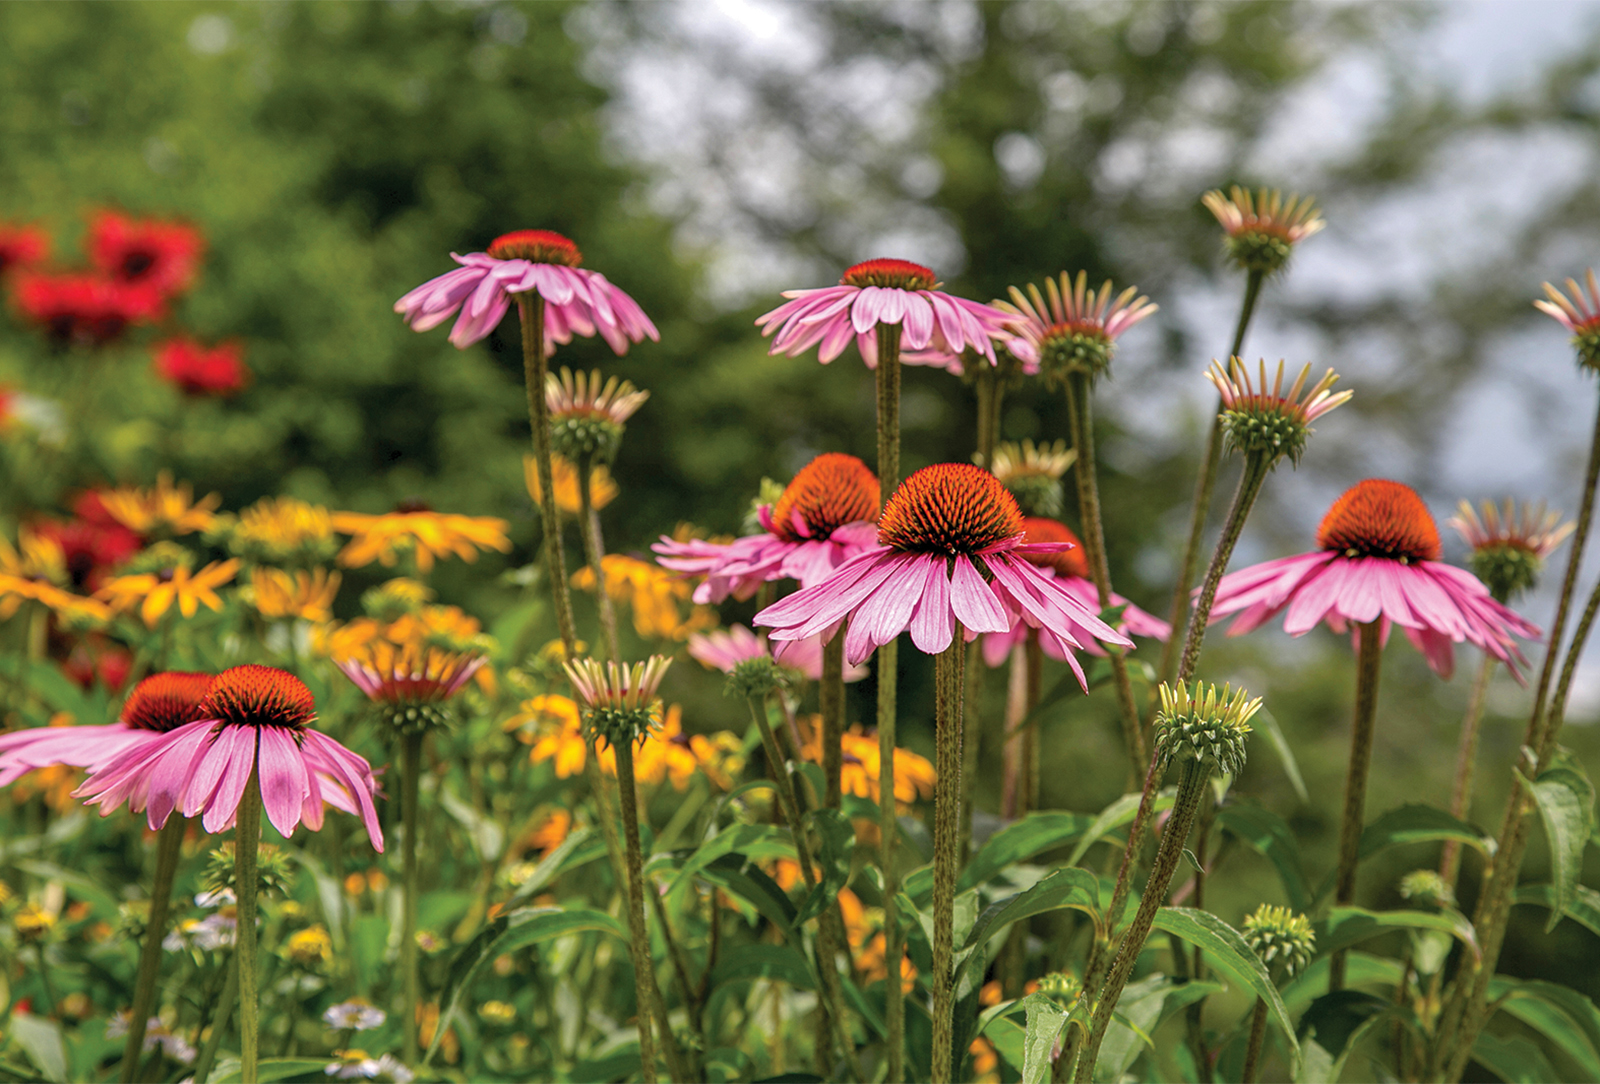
250;566;341;622
13;719;84;812
284;924;333;967
521;808;572;856
572;554;716;641
631;705;744;791
479;1000;517;1026
224;495;338;563
99;472;220;536
319;604;495;695
96;559;240;627
798;717;936;809
524;453;618;515
333;510;511;573
417;1002;460;1064
0;574;110;624
0;527;67;584
516;696;613;778
14;903;57;942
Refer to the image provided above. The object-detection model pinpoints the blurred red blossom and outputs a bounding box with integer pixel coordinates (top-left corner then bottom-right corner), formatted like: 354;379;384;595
0;224;49;276
87;210;204;298
33;492;143;591
11;271;164;348
154;337;249;397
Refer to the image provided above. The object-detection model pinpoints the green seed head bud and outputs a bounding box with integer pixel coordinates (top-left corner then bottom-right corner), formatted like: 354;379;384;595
1398;869;1455;910
549;414;624;465
1202;187;1325;278
1041;330;1114;382
545;368;649;466
1242;904;1316;977
725;656;787;701
1206;359;1351;469
564;655;672;750
203;842;294;899
1153;681;1259;777
989;440;1075;519
1036;970;1082;1008
742;477;788;536
379;700;455;736
1224;231;1295;276
1451;498;1573;603
1468;544;1542;603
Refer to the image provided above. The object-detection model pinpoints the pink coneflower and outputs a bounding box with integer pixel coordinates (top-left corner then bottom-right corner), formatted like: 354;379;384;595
756;258;1011;368
755;463;1130;682
688;624;869;683
1535;270;1600;371
394;229;658;353
77;664;383;849
654;452;882;603
1206;358;1351;466
0;671;212;786
1209;479;1540;677
1450;498;1574;602
1201;187;1325;275
981;517;1169;667
335;643;487;733
996;270;1157;379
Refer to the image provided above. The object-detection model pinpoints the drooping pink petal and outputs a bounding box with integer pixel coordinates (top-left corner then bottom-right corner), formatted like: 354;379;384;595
257;726;310;839
198;727;260;835
906;553;954;657
302;730;384;852
949;555;1010;634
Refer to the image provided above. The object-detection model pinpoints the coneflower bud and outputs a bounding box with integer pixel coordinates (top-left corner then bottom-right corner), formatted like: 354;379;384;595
565;655;671;748
988;439;1076;518
1206;358;1351;468
1534;270;1600;373
1153;681;1258;777
1035;970;1082;1007
1398;869;1455;910
1450;498;1573;603
1201;187;1325;277
725;656;787;701
1241;904;1315;977
545;368;649;465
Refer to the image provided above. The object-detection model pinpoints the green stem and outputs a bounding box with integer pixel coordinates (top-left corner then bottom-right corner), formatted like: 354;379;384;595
974;365;999;469
1078;751;1163;1027
1241;997;1269;1083
235;749;262;1084
1077;760;1209;1082
1439;652;1495;889
931;627;967;1084
191;952;237;1084
1159;269;1265;690
1063;371;1146;785
517;293;577;657
119;816;187;1082
820;634;844;809
400;731;422;1064
960;639;984;867
875;321;906;1084
1175;452;1273;686
1330;621;1383;992
577;453;621;662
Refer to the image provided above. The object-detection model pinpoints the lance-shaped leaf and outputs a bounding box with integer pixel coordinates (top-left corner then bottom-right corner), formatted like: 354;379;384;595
961;811;1094;890
1528;758;1597;931
1152;908;1300;1066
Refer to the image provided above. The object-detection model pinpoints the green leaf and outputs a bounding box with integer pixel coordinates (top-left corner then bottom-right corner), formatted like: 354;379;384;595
1216;802;1313;912
1358;803;1492;862
210;1058;336;1084
1252;706;1309;803
1490;976;1600;1081
1513;882;1600;938
1317;907;1479;962
437;782;506;861
667;823;795;898
1470;1032;1561;1083
1282;952;1403;1018
426;907;624;1065
1151;907;1299;1066
1295;990;1416;1081
962;867;1103;953
7;1014;64;1083
696;853;800;944
960;811;1094;891
1019;991;1072;1084
709;944;816;991
794;808;854;926
1530;762;1597;932
508;826;605;906
1066;789;1176;867
1097;975;1222;1082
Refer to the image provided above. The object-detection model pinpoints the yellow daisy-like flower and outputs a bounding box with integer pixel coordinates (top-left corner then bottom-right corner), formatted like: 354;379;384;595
99;471;220;537
283;924;334;967
97;559;240;627
0;527;67;584
632;704;700;791
517;696;616;778
249;566;341;623
0;575;111;624
333;509;511;573
572;554;717;641
524;453;618;516
798;717;936;809
227;495;337;560
318;602;495;694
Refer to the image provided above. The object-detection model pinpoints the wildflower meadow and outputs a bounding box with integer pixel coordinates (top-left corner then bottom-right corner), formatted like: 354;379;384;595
4;3;1600;1084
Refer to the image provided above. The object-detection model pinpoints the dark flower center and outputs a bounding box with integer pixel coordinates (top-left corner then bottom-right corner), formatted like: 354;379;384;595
840;258;937;291
487;229;583;267
1316;479;1441;563
122;671;213;732
769;453;880;543
201;664;316;730
878;464;1024;556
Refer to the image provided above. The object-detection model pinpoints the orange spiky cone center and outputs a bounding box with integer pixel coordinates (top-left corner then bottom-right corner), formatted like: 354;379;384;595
487;229;583;267
840;258;937;291
1020;517;1089;579
1316;479;1441;562
201;664;316;730
122;671;213;733
769;453;881;543
878;464;1024;555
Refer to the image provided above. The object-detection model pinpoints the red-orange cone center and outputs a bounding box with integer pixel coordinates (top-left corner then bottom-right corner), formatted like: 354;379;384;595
202;664;316;730
769;453;881;543
878;464;1024;555
123;671;213;733
1316;479;1441;563
487;229;583;267
1020;517;1089;579
840;258;937;291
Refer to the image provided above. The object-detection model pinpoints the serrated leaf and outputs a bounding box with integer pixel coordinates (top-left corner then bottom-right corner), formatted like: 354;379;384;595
1020;992;1071;1084
667;823;795;898
1216;802;1312;912
1359;803;1492;861
1151;907;1299;1066
1252;706;1309;803
1530;763;1596;931
696;853;800;944
962;867;1103;953
960;811;1094;891
1492;976;1600;1081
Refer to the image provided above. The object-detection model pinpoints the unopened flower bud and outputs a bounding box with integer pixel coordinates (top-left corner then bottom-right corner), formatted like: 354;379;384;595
725;656;786;701
1202;187;1325;277
1153;681;1259;777
1242;904;1315;977
1399;869;1454;910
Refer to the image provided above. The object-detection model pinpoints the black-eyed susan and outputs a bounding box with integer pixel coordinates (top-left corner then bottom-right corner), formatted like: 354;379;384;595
523;453;617;516
249;567;341;623
333;508;511;574
572;554;715;640
99;472;220;537
96;555;239;627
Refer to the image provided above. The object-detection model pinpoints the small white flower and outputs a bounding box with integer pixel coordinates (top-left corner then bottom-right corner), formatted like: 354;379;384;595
323;1001;387;1031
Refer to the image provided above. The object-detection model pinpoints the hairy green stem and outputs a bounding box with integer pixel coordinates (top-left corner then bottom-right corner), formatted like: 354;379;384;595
1175;452;1272;686
875;321;906;1083
821;635;845;809
400;731;423;1064
1063;371;1146;785
517;294;577;656
1079;760;1208;1081
1159;269;1265;689
235;753;262;1084
613;739;661;1084
120;816;187;1082
578;453;621;662
1330;621;1384;992
1439;652;1495;889
191;952;237;1084
1241;997;1269;1083
932;627;967;1084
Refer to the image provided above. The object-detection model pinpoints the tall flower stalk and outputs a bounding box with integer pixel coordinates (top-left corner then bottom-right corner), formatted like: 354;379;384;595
1160;188;1325;690
998;270;1158;784
518;294;579;652
120;816;186;1082
931;630;966;1084
1075;682;1257;1082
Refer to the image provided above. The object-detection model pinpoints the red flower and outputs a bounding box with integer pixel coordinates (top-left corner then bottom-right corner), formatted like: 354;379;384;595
0;224;49;277
34;492;143;591
87;210;204;298
61;637;134;692
153;338;250;397
11;272;164;348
